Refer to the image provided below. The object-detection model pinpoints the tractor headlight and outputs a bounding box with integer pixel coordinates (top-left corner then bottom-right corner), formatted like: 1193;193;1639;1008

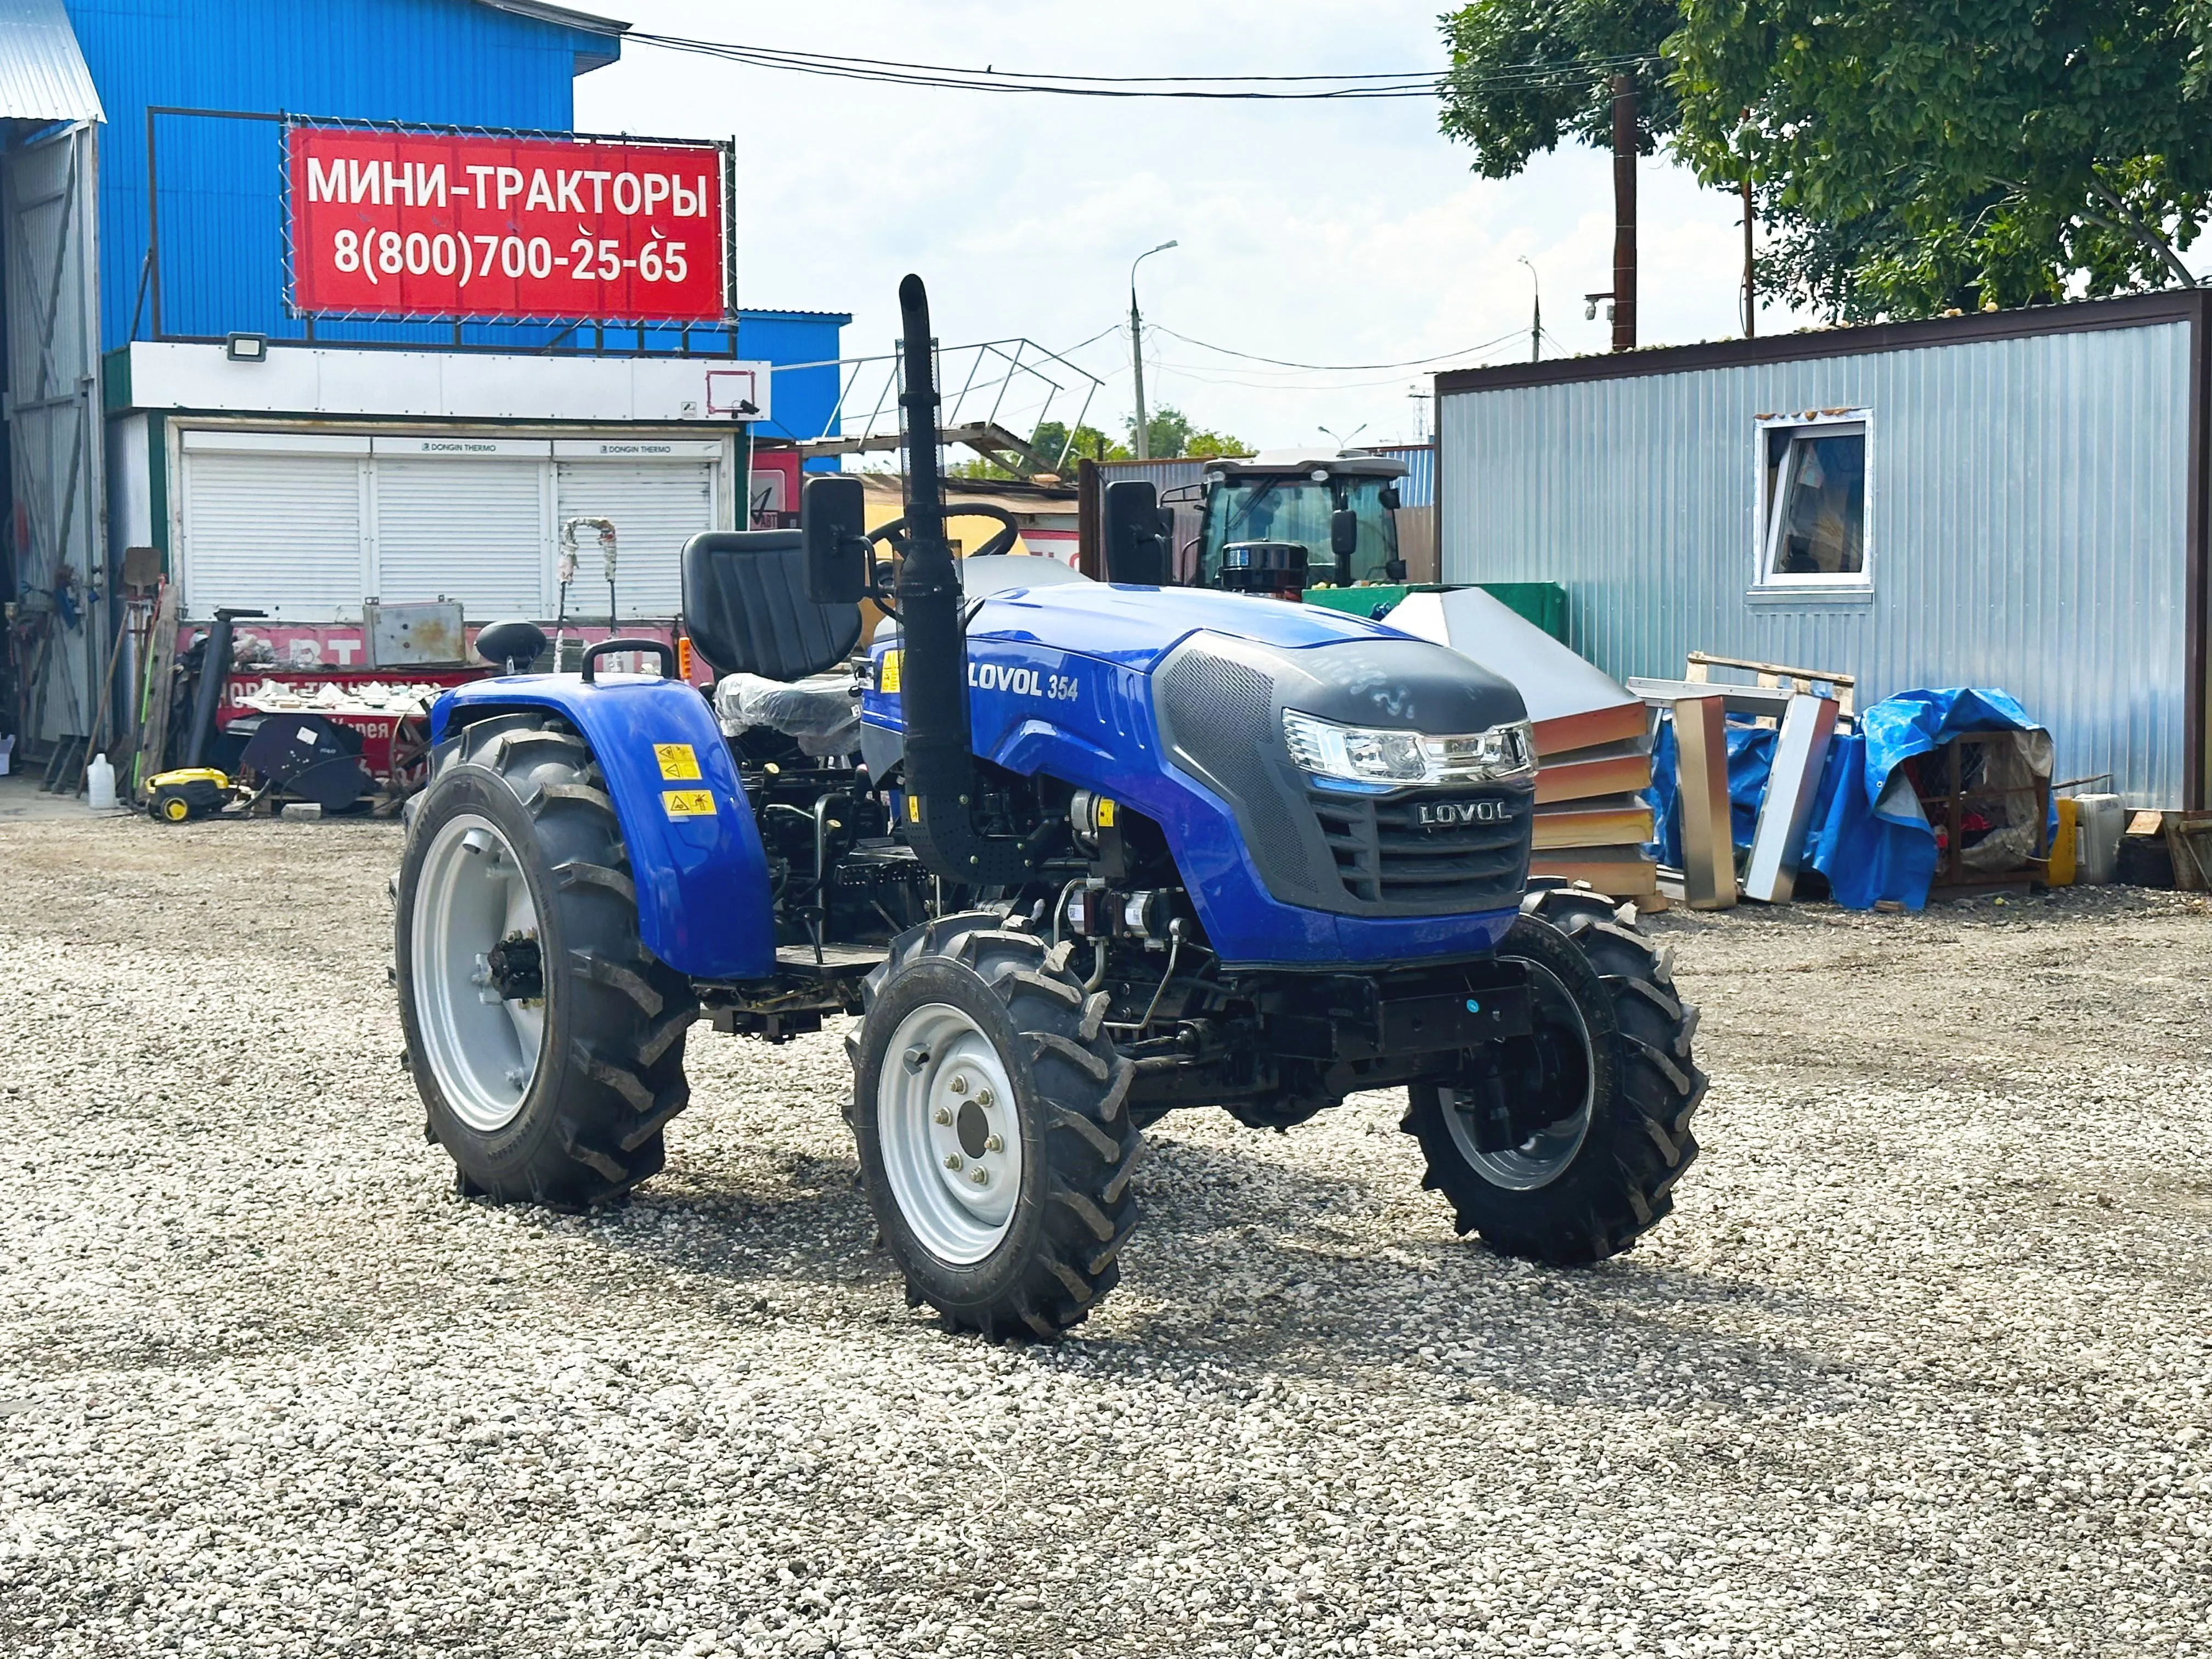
1281;708;1537;786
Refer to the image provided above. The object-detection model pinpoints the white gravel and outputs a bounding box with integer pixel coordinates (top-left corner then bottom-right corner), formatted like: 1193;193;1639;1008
2;810;2209;1658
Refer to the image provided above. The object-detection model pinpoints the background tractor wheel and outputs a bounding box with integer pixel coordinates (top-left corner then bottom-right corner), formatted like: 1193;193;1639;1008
395;712;697;1207
1402;885;1703;1264
851;919;1143;1336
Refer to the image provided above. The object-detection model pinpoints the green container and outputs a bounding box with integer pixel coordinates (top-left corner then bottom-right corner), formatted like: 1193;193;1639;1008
1301;582;1570;643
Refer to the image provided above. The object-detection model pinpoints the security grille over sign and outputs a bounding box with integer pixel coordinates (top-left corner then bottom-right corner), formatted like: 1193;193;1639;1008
286;126;728;324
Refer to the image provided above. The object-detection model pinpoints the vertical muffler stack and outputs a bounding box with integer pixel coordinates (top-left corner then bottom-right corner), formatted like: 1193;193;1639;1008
889;274;1034;887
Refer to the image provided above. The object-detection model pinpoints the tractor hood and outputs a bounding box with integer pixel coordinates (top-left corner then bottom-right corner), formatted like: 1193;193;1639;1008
967;580;1406;673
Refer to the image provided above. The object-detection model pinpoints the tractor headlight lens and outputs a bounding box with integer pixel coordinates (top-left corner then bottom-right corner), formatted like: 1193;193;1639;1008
1281;709;1536;786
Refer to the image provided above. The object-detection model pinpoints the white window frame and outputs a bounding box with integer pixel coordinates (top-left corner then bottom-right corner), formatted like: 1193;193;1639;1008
1753;409;1873;592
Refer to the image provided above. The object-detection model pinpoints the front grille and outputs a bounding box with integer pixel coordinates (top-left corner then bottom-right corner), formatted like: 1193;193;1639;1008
1310;788;1531;909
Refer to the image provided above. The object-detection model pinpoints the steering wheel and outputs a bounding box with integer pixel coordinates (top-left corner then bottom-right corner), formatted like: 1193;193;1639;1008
868;501;1024;563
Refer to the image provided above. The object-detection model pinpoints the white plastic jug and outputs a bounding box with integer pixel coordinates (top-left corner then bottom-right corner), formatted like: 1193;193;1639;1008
87;752;116;812
2075;793;2124;884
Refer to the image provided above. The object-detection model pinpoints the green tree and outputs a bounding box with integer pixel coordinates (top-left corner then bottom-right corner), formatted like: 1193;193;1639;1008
1671;1;2212;319
1124;407;1248;461
1436;0;1680;178
1438;1;2212;323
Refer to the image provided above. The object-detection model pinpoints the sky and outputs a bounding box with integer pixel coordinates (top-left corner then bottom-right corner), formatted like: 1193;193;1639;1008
575;1;1814;454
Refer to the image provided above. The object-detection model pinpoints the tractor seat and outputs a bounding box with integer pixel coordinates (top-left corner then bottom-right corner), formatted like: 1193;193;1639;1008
680;531;862;682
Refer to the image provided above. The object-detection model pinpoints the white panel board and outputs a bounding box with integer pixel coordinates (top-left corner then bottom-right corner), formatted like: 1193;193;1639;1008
123;342;772;425
180;451;365;620
373;458;548;618
555;461;716;619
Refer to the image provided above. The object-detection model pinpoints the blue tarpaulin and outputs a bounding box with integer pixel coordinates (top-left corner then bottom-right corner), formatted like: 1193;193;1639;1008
1644;688;2047;911
1807;689;2047;911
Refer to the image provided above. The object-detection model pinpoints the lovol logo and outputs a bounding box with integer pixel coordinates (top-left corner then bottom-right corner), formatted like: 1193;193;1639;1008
968;660;1043;696
1417;798;1510;827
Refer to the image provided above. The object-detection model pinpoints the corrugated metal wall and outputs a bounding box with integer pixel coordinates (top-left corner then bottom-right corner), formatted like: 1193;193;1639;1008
65;0;604;349
1440;320;2197;806
1361;442;1432;507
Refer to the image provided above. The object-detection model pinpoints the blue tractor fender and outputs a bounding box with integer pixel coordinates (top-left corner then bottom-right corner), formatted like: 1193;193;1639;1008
430;673;777;983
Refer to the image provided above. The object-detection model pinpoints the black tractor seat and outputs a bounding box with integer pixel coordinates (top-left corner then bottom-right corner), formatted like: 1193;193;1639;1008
681;530;862;682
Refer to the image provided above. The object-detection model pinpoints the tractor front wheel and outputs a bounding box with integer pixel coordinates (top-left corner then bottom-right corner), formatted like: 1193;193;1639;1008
1403;885;1703;1263
851;920;1143;1336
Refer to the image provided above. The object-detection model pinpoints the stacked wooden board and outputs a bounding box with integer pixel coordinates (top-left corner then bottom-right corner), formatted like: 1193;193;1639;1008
1386;587;1658;898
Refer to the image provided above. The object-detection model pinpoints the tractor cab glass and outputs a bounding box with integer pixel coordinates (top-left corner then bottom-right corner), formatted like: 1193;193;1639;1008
1198;473;1401;589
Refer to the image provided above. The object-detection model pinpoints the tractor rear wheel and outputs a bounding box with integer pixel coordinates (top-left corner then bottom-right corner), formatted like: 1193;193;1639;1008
396;712;697;1207
1402;885;1702;1263
851;919;1143;1336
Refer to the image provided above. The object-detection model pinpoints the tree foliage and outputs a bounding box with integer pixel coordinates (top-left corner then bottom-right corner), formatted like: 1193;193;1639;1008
1437;0;1679;178
1437;0;2212;321
1671;1;2212;319
1127;407;1247;461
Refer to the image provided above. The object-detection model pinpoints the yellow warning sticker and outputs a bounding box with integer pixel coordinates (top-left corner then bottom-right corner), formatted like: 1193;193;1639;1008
663;789;716;819
878;650;902;693
1097;797;1118;827
906;794;921;821
654;743;701;781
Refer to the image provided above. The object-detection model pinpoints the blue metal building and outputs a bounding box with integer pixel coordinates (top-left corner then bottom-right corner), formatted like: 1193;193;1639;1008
2;0;851;757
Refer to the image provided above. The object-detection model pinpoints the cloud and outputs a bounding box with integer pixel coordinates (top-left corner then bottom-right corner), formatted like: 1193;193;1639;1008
580;1;1809;448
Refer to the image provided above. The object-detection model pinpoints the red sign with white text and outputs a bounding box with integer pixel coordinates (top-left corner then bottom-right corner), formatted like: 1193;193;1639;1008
286;127;727;323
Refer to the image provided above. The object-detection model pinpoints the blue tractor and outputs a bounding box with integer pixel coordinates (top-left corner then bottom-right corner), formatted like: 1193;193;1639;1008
393;276;1702;1336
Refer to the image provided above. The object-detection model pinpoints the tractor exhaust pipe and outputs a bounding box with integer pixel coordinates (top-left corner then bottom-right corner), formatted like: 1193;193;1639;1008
892;274;1034;887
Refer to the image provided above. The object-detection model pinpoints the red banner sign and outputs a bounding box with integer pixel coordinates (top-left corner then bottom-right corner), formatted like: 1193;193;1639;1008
286;127;727;324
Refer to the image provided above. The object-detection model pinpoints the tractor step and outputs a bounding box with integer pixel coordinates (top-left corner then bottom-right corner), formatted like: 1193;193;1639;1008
775;942;889;977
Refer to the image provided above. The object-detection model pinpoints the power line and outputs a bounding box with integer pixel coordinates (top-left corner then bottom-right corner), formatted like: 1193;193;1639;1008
619;32;1656;101
1148;324;1534;373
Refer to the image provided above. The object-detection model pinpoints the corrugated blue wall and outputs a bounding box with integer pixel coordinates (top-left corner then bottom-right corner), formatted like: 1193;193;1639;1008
66;0;605;349
64;0;850;439
1440;318;2197;806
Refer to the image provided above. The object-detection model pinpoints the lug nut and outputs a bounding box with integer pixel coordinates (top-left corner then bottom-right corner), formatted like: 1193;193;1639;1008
975;1087;994;1108
932;1105;952;1125
948;1074;969;1096
944;1153;964;1171
970;1167;990;1186
984;1134;1004;1153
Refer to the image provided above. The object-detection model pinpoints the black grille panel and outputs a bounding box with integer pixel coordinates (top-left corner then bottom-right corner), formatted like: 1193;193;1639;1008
1156;647;1327;905
1310;788;1532;909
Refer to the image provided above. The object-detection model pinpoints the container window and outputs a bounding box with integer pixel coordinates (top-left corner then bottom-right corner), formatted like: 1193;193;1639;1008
1757;416;1867;586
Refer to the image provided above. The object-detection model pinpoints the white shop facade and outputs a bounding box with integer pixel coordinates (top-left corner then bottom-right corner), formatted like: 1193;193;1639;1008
105;337;768;664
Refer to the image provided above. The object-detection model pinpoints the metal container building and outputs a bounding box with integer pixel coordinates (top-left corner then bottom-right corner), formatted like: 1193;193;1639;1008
1436;292;2211;808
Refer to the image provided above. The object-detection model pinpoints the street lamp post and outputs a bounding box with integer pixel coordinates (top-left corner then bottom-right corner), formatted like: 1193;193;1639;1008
1517;255;1541;363
1129;240;1178;460
1319;422;1367;453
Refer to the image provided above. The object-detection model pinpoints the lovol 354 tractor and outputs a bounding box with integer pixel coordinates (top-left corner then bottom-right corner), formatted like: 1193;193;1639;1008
393;276;1703;1336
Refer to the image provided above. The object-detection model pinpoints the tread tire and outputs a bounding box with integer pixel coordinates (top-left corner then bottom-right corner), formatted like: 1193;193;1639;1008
1402;885;1702;1263
851;917;1140;1336
396;712;696;1207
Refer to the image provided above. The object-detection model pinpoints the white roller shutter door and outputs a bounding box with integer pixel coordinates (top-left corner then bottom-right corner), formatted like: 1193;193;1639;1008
555;460;717;619
374;459;548;616
180;449;365;620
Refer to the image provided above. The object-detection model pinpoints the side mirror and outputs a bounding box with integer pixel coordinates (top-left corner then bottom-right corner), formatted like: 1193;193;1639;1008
1103;479;1172;585
1330;508;1359;560
802;475;870;603
1378;485;1401;511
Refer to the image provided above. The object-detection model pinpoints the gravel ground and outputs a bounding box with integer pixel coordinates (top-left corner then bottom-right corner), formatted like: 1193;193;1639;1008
2;807;2209;1659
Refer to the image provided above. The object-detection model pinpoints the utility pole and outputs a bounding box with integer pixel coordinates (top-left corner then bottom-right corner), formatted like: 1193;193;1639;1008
1129;240;1178;460
1741;174;1757;339
1517;255;1541;362
1610;72;1638;352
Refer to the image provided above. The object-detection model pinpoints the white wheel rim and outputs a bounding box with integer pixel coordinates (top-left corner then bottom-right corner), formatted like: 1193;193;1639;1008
1445;958;1595;1191
411;812;546;1134
877;1002;1023;1265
